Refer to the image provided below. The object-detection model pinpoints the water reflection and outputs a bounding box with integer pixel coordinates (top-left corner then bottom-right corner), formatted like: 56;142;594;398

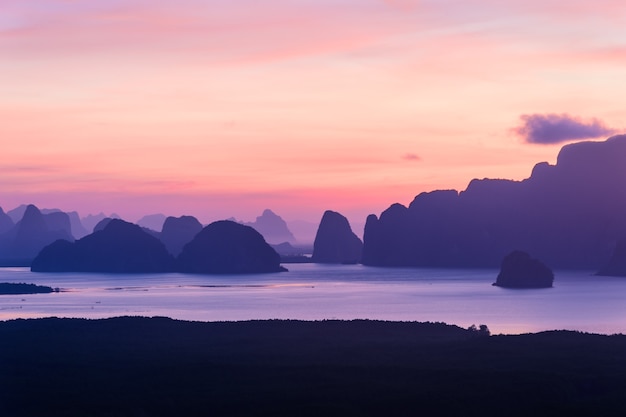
0;264;624;335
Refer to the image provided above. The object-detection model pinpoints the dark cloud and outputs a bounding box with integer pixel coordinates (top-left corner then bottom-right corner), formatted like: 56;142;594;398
403;153;421;161
514;113;616;144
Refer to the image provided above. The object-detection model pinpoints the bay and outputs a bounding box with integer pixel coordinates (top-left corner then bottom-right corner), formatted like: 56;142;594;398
0;264;624;335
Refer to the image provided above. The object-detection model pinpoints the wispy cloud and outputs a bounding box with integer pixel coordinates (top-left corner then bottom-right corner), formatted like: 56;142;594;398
513;113;617;144
402;153;421;161
0;164;58;174
0;1;419;64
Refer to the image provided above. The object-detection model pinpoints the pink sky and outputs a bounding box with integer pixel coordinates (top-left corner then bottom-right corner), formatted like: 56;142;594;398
1;0;625;228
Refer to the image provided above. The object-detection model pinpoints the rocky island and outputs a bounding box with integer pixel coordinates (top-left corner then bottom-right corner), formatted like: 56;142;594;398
493;251;554;288
177;220;287;274
31;219;176;273
0;282;57;295
312;210;363;264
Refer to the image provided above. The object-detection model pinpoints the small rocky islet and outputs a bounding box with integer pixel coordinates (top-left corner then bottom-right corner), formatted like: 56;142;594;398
493;250;554;289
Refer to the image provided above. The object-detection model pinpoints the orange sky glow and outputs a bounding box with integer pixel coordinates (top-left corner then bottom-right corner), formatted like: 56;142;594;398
1;0;625;228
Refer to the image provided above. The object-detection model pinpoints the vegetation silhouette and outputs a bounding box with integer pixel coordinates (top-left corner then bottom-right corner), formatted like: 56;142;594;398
1;317;625;417
0;282;57;295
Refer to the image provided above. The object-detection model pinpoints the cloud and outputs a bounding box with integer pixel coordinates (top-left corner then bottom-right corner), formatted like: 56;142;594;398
514;113;617;144
403;153;421;161
0;164;58;174
0;1;421;65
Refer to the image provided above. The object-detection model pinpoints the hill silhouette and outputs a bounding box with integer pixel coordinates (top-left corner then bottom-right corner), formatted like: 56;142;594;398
159;215;203;256
0;205;74;265
244;209;297;244
31;219;175;273
65;211;89;239
493;251;554;288
81;212;121;233
0;207;14;234
137;213;167;232
178;220;286;274
312;210;363;264
363;135;626;269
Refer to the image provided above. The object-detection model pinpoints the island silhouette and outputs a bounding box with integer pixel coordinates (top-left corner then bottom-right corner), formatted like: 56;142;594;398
493;251;554;288
31;219;286;274
0;205;74;266
31;219;176;273
312;210;363;264
362;135;626;269
3;135;626;274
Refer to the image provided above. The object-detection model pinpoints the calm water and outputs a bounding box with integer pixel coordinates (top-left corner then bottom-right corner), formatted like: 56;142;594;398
1;264;624;335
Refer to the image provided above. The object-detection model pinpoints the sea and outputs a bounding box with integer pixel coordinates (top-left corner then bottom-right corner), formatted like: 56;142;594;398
1;264;624;335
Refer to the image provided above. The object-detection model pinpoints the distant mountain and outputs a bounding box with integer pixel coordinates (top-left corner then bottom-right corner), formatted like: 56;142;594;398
160;216;203;256
41;209;89;239
93;218;114;233
10;204;88;239
6;205;28;223
32;219;175;273
286;220;319;245
178;220;286;274
312;210;363;264
244;209;296;244
66;212;89;239
82;212;121;234
362;135;626;269
0;205;74;265
7;205;88;239
271;242;312;263
0;207;14;234
137;213;168;232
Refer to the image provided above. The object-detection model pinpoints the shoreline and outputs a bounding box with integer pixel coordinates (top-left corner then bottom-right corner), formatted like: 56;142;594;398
1;315;623;336
1;316;626;416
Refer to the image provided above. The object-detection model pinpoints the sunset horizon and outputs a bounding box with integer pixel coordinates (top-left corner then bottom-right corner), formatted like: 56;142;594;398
3;3;626;414
3;1;624;226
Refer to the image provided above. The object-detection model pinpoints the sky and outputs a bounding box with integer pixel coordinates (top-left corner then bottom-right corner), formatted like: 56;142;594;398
1;0;625;228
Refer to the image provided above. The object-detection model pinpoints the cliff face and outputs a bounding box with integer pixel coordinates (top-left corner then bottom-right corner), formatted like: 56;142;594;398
0;205;74;264
245;209;297;244
160;216;203;256
312;210;363;264
362;135;626;269
31;219;175;273
177;220;286;274
0;208;14;234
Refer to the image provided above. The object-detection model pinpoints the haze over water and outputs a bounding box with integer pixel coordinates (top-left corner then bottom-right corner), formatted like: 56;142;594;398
2;264;624;335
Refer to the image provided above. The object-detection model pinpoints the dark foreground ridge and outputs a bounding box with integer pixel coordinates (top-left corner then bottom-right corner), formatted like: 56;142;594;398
1;317;625;417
